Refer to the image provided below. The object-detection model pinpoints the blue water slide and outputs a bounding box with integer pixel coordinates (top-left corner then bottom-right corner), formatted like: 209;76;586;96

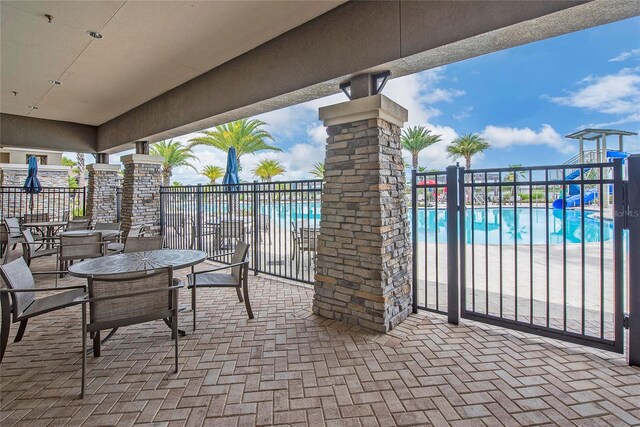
552;167;592;209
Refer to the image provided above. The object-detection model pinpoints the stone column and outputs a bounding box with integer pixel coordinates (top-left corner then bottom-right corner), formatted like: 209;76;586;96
86;163;121;224
313;94;411;332
120;154;163;236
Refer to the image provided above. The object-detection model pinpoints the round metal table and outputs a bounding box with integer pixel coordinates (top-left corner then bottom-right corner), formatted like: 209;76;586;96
69;249;207;350
68;249;207;277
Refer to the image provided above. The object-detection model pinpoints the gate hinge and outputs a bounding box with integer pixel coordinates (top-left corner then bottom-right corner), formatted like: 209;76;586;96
624;313;630;329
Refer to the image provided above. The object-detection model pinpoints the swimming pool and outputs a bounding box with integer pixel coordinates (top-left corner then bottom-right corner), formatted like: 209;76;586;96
201;202;614;245
414;207;614;245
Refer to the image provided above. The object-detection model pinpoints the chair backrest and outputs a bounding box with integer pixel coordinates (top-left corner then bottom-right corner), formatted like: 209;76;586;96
21;229;37;260
220;220;244;237
4;218;21;237
23;213;49;223
73;215;90;221
123;236;163;253
94;222;121;231
230;241;250;283
299;228;319;251
88;268;173;329
0;257;36;319
66;219;90;231
60;232;103;261
0;223;7;245
127;225;145;238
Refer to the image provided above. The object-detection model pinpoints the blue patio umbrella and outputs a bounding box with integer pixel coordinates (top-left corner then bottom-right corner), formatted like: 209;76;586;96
24;156;42;194
24;156;42;214
222;146;240;189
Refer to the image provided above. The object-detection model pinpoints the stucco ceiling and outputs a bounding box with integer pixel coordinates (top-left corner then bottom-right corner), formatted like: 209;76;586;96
0;0;344;126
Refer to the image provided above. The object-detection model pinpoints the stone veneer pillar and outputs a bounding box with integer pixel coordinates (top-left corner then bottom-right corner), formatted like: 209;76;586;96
313;94;412;332
120;154;163;236
86;163;121;224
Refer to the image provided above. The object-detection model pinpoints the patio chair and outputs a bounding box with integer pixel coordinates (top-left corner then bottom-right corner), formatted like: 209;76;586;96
3;218;23;264
93;222;121;231
187;241;252;330
291;225;318;273
108;225;145;253
219;219;245;251
0;257;85;363
123;236;164;253
22;213;49;223
21;229;58;266
58;232;107;273
66;219;90;231
77;268;182;398
247;214;271;245
0;223;7;259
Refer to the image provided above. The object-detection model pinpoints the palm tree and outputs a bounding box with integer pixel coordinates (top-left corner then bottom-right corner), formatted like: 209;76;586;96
446;133;490;170
76;153;86;187
310;162;324;179
201;165;225;184
188;119;280;169
253;159;286;182
401;126;442;170
150;139;197;186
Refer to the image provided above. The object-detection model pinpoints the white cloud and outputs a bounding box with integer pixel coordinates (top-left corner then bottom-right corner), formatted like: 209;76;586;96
550;67;640;117
480;124;575;155
609;48;640;62
453;106;473;121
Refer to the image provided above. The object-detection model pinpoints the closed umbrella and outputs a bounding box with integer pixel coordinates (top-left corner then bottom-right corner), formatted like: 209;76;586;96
222;147;241;247
24;156;42;215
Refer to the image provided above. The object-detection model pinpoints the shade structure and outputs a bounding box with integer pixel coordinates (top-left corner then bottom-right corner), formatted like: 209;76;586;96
23;156;42;194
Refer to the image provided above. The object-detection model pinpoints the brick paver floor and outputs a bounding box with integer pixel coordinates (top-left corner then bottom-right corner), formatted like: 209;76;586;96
1;257;639;426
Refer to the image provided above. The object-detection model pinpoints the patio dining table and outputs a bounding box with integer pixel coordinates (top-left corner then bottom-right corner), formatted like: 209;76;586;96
69;249;207;354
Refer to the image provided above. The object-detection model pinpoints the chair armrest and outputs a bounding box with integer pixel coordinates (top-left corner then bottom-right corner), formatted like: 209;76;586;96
32;270;71;275
72;283;183;304
207;252;235;259
191;261;249;276
1;285;86;293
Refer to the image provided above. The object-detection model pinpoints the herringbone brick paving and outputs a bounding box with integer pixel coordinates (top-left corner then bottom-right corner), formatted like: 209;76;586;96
1;258;639;426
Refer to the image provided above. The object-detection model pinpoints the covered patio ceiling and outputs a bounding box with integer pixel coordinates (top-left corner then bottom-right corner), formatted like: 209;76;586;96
1;1;639;154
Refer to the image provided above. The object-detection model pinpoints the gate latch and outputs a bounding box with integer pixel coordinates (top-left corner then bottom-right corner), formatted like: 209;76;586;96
624;313;630;329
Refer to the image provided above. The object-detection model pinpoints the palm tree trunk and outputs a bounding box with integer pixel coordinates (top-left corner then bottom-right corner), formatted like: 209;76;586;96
412;153;419;170
466;157;471;170
76;153;86;187
163;169;170;186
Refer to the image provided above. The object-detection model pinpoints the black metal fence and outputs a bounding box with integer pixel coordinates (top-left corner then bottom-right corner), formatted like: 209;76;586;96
0;186;86;223
160;180;322;283
412;160;627;353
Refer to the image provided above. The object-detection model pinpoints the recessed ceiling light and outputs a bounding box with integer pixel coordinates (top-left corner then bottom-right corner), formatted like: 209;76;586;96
28;106;38;110
87;31;103;39
49;80;61;85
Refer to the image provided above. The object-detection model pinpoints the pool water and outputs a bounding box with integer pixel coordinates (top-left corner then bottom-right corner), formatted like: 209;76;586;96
211;203;615;245
414;207;614;245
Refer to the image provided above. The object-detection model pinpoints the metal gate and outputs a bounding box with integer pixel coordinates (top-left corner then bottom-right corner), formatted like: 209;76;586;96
412;159;629;354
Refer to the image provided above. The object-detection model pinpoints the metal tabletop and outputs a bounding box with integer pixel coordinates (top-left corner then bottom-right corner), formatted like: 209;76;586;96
68;249;207;278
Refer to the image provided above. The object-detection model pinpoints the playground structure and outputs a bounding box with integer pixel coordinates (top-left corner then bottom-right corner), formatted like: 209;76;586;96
553;128;636;209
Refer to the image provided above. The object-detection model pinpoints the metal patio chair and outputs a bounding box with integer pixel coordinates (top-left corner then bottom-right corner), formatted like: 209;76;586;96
123;236;164;253
66;219;90;231
93;221;121;232
0;223;8;259
187;241;252;330
58;232;107;273
21;229;58;266
77;268;182;398
0;257;85;363
108;225;145;253
291;225;318;273
3;218;23;264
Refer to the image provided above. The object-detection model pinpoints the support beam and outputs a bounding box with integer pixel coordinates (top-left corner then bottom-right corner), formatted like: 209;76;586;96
94;1;638;152
627;155;640;366
0;113;96;152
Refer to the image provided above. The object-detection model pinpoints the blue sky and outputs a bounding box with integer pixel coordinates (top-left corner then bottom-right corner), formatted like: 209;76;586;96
113;17;640;184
